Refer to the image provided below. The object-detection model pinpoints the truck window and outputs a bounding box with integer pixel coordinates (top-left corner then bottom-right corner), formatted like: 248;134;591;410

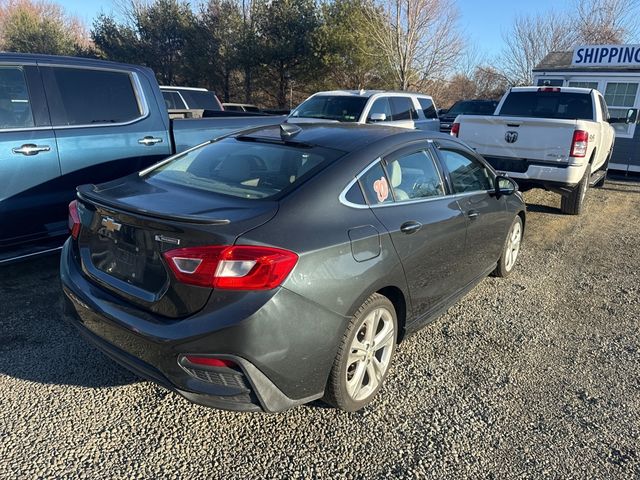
179;90;222;110
418;98;438;119
163;91;187;110
367;97;393;122
0;67;35;130
390;97;416;121
499;92;594;120
42;67;142;126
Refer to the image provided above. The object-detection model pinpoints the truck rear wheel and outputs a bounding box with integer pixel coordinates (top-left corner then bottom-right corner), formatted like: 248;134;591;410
560;165;590;215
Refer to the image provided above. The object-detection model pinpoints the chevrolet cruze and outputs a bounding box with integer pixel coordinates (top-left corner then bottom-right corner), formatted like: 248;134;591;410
61;123;525;412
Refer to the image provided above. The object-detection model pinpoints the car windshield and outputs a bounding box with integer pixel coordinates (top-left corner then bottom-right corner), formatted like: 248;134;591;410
290;95;368;122
144;138;344;199
447;101;497;115
499;92;594;120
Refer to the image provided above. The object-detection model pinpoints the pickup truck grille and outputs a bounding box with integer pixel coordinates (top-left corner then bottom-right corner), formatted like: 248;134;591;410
484;156;530;173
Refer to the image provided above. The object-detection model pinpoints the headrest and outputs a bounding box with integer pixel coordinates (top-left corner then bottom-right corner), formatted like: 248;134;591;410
389;161;402;188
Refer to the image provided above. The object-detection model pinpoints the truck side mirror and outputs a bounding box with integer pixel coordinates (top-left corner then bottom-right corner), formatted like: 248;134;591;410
369;113;387;122
626;108;638;124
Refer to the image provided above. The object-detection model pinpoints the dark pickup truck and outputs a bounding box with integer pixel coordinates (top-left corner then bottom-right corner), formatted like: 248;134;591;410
0;53;282;263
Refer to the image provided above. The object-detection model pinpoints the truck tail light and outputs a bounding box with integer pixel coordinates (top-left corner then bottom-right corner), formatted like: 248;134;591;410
538;87;561;92
163;245;298;290
451;122;460;137
570;130;589;157
68;200;81;239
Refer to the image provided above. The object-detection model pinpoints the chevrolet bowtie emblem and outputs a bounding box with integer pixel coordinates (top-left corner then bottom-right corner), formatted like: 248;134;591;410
101;216;122;232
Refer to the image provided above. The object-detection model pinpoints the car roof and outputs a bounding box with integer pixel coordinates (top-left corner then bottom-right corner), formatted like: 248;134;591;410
510;86;594;94
0;52;148;71
312;90;433;99
161;86;209;92
234;123;453;152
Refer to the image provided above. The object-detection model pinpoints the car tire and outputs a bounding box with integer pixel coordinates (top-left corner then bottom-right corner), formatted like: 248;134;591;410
493;215;523;278
560;164;590;215
324;293;397;412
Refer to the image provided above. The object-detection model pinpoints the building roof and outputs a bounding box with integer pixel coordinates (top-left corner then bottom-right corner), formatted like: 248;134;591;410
534;50;640;73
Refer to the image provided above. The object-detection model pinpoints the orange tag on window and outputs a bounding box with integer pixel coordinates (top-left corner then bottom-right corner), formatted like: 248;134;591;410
373;176;389;202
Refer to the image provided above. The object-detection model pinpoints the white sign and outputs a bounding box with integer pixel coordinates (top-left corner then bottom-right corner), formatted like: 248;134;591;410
572;45;640;67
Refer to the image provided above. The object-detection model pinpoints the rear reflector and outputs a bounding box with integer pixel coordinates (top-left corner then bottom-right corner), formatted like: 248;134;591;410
68;200;81;239
570;129;589;157
163;245;298;290
450;122;460;137
538;87;561;92
185;355;236;368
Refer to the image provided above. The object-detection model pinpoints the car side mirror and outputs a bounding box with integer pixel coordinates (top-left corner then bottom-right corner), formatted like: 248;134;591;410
369;113;387;122
494;175;518;196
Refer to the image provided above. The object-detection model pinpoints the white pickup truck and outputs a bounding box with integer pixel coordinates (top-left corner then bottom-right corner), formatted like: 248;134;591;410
452;86;633;214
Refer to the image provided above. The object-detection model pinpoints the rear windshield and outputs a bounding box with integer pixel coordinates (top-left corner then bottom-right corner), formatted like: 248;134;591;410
448;101;497;115
499;92;593;120
144;138;344;199
176;90;222;110
290;95;368;122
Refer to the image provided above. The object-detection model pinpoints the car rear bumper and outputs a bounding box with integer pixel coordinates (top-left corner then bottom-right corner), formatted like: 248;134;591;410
60;239;345;412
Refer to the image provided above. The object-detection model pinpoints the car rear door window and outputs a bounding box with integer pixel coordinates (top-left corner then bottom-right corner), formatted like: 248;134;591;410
386;151;445;201
359;161;393;205
390;97;416;121
0;67;35;129
42;67;142;126
438;149;492;193
418;98;438;119
367;97;393;122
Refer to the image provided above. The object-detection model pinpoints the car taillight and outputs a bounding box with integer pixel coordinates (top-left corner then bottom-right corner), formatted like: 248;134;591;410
163;245;298;290
451;122;460;137
570;130;589;157
68;200;81;239
538;87;561;92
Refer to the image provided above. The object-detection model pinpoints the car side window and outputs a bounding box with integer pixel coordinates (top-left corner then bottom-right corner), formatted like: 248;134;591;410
0;67;35;130
390;97;416;121
42;67;142;126
385;150;445;201
359;161;393;205
418;98;438;119
163;91;187;110
367;97;393;122
439;149;492;193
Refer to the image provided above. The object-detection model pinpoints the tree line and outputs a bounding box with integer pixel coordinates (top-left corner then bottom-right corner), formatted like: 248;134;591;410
0;0;637;108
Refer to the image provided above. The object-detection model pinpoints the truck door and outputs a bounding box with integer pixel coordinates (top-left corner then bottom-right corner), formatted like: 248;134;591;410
40;65;172;210
0;64;63;249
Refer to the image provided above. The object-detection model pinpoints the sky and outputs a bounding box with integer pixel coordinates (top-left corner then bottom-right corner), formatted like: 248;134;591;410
60;0;565;58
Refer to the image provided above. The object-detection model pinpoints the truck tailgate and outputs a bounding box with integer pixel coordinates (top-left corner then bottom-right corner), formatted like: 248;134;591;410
457;115;580;163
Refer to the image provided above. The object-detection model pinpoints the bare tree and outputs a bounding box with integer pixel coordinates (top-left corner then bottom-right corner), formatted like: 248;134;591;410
499;13;577;85
573;0;639;44
362;0;463;90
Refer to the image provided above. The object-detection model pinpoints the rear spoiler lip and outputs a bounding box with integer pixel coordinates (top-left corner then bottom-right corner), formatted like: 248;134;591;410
76;185;231;225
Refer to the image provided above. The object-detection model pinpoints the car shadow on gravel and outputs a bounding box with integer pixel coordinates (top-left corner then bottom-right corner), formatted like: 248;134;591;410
0;253;138;388
522;202;562;214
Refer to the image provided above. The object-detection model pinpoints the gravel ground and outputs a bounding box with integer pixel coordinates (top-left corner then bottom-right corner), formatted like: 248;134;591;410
1;178;639;479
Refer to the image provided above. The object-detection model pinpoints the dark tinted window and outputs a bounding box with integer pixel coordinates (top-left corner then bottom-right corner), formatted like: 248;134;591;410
163;90;187;109
418;98;438;118
43;67;141;126
291;95;368;122
179;90;221;110
146;138;343;199
390;97;416;121
447;100;497;115
359;162;393;205
536;79;563;86
224;104;243;111
367;97;392;122
0;67;34;129
344;182;366;205
439;149;492;193
499;91;594;120
386;150;444;201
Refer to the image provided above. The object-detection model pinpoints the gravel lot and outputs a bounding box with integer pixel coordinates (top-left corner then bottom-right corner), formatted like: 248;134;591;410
1;178;639;479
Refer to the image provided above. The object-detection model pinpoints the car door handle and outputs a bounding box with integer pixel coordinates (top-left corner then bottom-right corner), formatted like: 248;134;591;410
138;136;163;146
467;210;480;219
400;221;422;234
12;144;51;156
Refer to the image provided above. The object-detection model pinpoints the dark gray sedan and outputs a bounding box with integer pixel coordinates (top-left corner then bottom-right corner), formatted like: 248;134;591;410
60;123;525;412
